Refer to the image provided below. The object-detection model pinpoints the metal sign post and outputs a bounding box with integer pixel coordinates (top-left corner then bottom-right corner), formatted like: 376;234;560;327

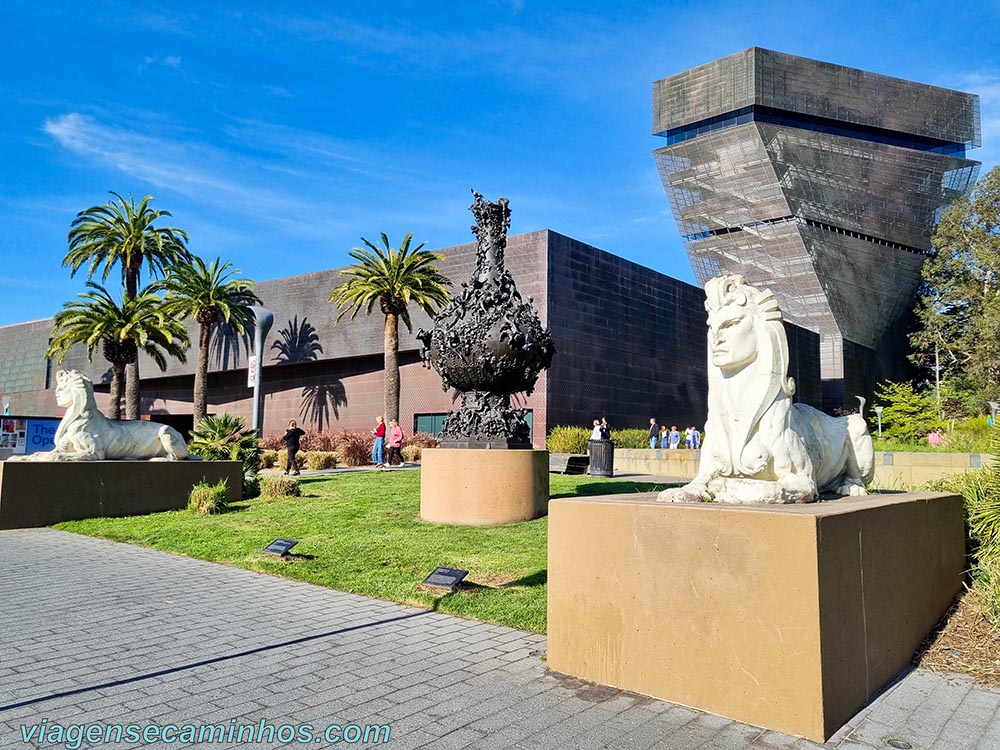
249;306;274;435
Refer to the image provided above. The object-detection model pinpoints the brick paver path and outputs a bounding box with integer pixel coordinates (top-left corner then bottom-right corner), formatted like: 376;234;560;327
1;529;998;749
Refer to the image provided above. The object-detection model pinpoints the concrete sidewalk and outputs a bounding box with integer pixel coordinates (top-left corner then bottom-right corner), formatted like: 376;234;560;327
1;529;997;749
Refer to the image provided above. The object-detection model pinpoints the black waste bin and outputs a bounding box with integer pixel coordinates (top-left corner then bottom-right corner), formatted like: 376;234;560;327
588;439;614;477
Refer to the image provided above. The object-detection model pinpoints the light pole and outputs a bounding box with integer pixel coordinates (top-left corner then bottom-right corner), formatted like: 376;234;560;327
874;406;884;438
249;306;274;435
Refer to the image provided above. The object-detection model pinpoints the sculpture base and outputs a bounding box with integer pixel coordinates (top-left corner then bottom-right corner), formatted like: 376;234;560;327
437;439;532;450
0;460;243;530
420;448;548;525
547;491;964;742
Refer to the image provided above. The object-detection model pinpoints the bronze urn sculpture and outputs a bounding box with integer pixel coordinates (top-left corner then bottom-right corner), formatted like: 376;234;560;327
417;192;554;447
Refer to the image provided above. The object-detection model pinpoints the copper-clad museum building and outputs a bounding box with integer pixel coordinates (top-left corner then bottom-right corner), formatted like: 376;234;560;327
653;48;981;408
0;230;822;447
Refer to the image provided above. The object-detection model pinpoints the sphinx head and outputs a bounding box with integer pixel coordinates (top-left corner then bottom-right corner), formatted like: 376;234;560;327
55;369;94;411
704;275;789;381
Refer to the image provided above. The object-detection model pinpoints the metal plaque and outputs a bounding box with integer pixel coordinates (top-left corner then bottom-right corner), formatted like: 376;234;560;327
422;566;469;592
263;538;298;557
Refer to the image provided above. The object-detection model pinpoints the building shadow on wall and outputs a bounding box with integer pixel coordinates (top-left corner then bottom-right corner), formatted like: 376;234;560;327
300;382;347;432
272;315;323;364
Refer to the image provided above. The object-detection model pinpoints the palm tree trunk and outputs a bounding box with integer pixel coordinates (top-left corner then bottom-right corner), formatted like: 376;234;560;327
124;268;141;420
384;312;399;423
194;322;211;425
109;364;124;421
125;361;140;419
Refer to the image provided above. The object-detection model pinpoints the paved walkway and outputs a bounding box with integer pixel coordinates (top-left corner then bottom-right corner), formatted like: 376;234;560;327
1;529;998;750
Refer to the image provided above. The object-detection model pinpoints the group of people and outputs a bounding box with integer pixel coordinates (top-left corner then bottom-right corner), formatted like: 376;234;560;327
371;415;405;468
589;417;611;441
648;419;701;450
280;414;407;474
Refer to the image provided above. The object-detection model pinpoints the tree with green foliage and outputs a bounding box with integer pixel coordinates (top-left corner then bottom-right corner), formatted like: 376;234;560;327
873;380;938;443
160;256;260;424
329;233;451;422
910;166;1000;414
64;192;191;419
47;282;189;420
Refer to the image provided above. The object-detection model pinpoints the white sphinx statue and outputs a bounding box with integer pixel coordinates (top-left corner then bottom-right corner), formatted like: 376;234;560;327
658;275;874;504
8;369;196;462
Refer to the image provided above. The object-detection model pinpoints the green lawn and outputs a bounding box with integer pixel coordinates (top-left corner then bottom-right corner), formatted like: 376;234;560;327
55;472;669;634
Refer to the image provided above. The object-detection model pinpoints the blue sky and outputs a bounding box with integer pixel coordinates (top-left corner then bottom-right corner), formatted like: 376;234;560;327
2;0;998;326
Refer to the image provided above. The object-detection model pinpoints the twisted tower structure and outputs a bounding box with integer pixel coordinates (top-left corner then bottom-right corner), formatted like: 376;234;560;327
653;48;981;408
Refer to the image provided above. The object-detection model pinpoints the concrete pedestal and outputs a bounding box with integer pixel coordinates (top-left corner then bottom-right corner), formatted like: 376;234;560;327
420;448;549;525
0;460;243;529
547;492;964;742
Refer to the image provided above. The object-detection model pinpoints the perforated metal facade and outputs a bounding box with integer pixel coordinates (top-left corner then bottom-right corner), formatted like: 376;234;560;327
653;48;982;408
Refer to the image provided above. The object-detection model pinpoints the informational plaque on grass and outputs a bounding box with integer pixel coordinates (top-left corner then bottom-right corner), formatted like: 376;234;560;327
422;566;469;592
263;538;298;557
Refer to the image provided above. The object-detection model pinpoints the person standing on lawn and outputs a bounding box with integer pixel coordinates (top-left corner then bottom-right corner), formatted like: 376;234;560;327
387;419;405;466
371;415;386;467
282;420;306;476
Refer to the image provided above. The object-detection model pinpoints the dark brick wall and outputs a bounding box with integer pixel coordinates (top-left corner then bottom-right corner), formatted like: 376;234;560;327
544;231;711;431
784;322;822;410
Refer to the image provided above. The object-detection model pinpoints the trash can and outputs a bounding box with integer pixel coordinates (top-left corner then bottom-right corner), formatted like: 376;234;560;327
588;439;614;477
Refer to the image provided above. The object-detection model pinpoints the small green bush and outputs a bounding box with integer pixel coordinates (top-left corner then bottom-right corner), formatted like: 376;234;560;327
304;451;338;470
260;450;279;469
402;445;421;463
611;428;651;449
259;475;301;498
546;425;591;454
188;479;229;515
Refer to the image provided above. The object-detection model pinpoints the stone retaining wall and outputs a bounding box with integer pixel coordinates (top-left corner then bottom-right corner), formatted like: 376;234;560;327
613;448;992;489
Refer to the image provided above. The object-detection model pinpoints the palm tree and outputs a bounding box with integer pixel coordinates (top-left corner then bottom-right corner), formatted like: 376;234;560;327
329;233;451;423
47;283;190;420
64;192;191;419
161;256;261;424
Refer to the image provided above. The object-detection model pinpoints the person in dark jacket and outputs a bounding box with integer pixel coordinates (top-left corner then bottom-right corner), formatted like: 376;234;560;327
283;420;306;475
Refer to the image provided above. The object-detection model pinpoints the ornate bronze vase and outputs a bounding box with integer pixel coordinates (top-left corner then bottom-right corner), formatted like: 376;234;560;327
417;192;554;447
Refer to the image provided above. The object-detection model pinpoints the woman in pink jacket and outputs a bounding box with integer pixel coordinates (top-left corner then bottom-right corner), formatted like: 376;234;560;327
387;419;405;466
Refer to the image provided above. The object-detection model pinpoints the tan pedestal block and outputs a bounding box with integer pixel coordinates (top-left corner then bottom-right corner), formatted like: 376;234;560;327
547;492;964;742
420;448;548;525
0;460;243;529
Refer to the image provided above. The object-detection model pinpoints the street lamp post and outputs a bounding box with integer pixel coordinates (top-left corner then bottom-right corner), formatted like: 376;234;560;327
249;306;274;435
874;406;884;438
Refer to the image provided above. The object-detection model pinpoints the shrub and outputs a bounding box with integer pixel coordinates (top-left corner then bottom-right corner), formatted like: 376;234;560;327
402;445;421;463
403;432;439;449
189;414;262;498
259;475;301;498
611;428;652;449
546;425;591;454
335;429;374;466
941;434;1000;626
188;479;229;515
873;380;937;443
304;451;338;470
260;450;279;469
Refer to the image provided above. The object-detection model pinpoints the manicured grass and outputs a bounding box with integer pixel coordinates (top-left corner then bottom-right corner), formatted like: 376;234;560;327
55;472;668;634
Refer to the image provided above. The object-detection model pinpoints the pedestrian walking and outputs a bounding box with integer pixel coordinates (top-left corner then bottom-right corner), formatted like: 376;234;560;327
668;425;681;450
371;415;386;467
282;420;306;476
387;419;405;466
648;417;659;449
